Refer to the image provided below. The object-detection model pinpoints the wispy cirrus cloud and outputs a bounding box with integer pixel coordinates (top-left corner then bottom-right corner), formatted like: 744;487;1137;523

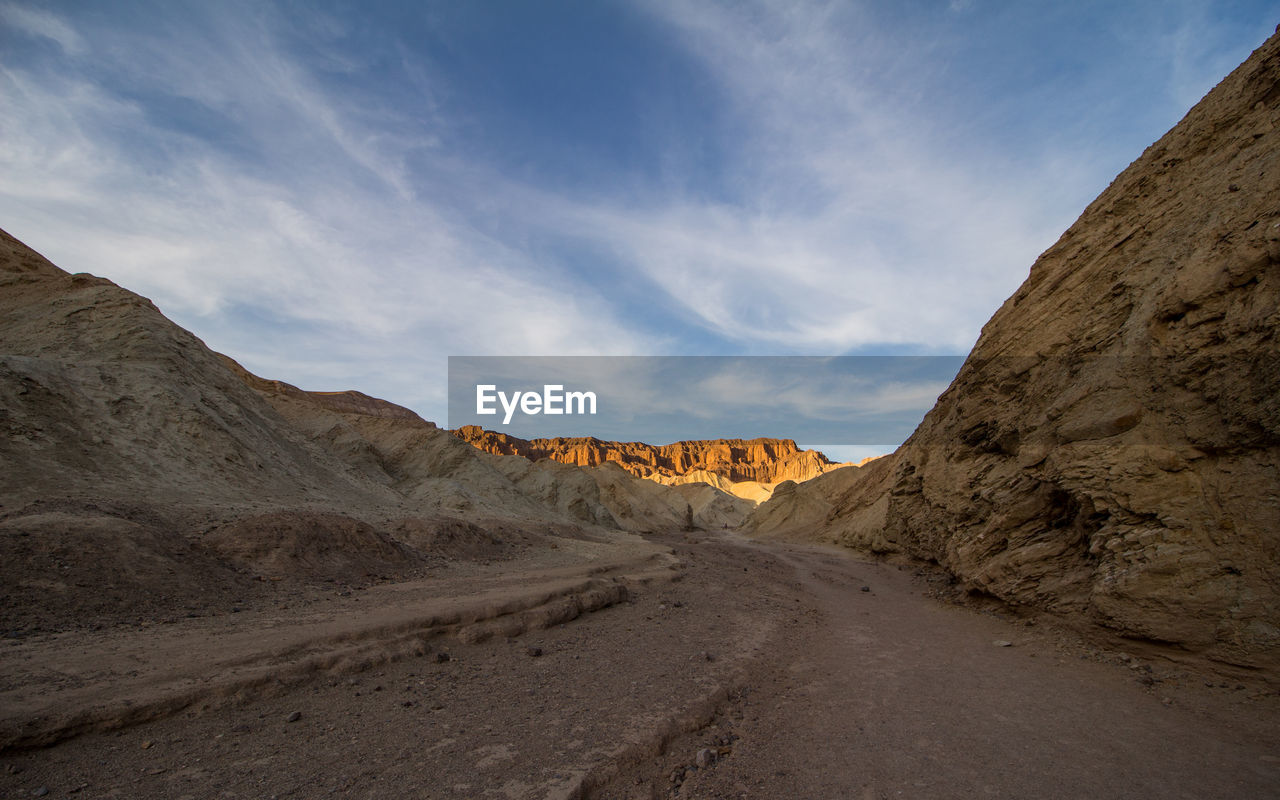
539;0;1251;353
0;3;654;414
0;2;84;55
0;0;1272;426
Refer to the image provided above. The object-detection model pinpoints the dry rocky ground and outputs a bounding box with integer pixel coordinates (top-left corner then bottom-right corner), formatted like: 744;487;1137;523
2;530;1276;800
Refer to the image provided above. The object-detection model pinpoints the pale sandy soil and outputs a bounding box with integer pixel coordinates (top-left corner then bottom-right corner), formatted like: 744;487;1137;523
1;532;1276;800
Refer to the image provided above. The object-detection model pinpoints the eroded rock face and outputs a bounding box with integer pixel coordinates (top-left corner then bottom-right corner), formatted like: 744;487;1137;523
453;426;843;484
829;32;1280;665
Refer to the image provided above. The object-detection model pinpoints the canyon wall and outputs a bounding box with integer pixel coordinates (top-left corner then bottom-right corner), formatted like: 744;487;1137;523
754;31;1280;667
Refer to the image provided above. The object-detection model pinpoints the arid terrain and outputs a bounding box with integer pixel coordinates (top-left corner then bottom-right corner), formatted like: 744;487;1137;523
2;24;1279;800
2;531;1277;799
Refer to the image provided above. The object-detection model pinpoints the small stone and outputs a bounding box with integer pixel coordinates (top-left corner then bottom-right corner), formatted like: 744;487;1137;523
140;740;153;749
1228;183;1240;192
993;640;1013;647
435;652;451;663
695;747;717;768
860;586;871;592
32;789;49;798
286;711;302;723
526;646;543;657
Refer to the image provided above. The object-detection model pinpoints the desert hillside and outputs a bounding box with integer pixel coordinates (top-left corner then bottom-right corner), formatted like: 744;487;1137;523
750;30;1280;668
0;231;718;632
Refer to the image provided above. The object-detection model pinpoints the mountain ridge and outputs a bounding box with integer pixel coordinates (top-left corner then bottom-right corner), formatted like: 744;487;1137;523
452;425;847;486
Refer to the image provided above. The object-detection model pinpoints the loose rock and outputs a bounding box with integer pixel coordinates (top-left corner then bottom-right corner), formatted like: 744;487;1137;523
695;747;717;769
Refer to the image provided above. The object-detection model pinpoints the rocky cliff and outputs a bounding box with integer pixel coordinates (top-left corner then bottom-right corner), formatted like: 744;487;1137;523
453;426;843;485
756;31;1280;668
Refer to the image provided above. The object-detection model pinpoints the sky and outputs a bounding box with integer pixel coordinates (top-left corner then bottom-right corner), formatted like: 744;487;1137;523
447;356;966;447
1;0;1276;458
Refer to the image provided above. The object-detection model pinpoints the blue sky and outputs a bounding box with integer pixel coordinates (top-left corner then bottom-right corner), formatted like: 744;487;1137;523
1;0;1276;455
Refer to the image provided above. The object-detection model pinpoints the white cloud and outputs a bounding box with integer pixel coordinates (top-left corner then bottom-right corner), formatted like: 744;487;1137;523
519;0;1084;353
0;3;86;55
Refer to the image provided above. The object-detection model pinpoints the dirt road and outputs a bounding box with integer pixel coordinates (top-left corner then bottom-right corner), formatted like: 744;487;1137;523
2;532;1276;799
630;538;1280;799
